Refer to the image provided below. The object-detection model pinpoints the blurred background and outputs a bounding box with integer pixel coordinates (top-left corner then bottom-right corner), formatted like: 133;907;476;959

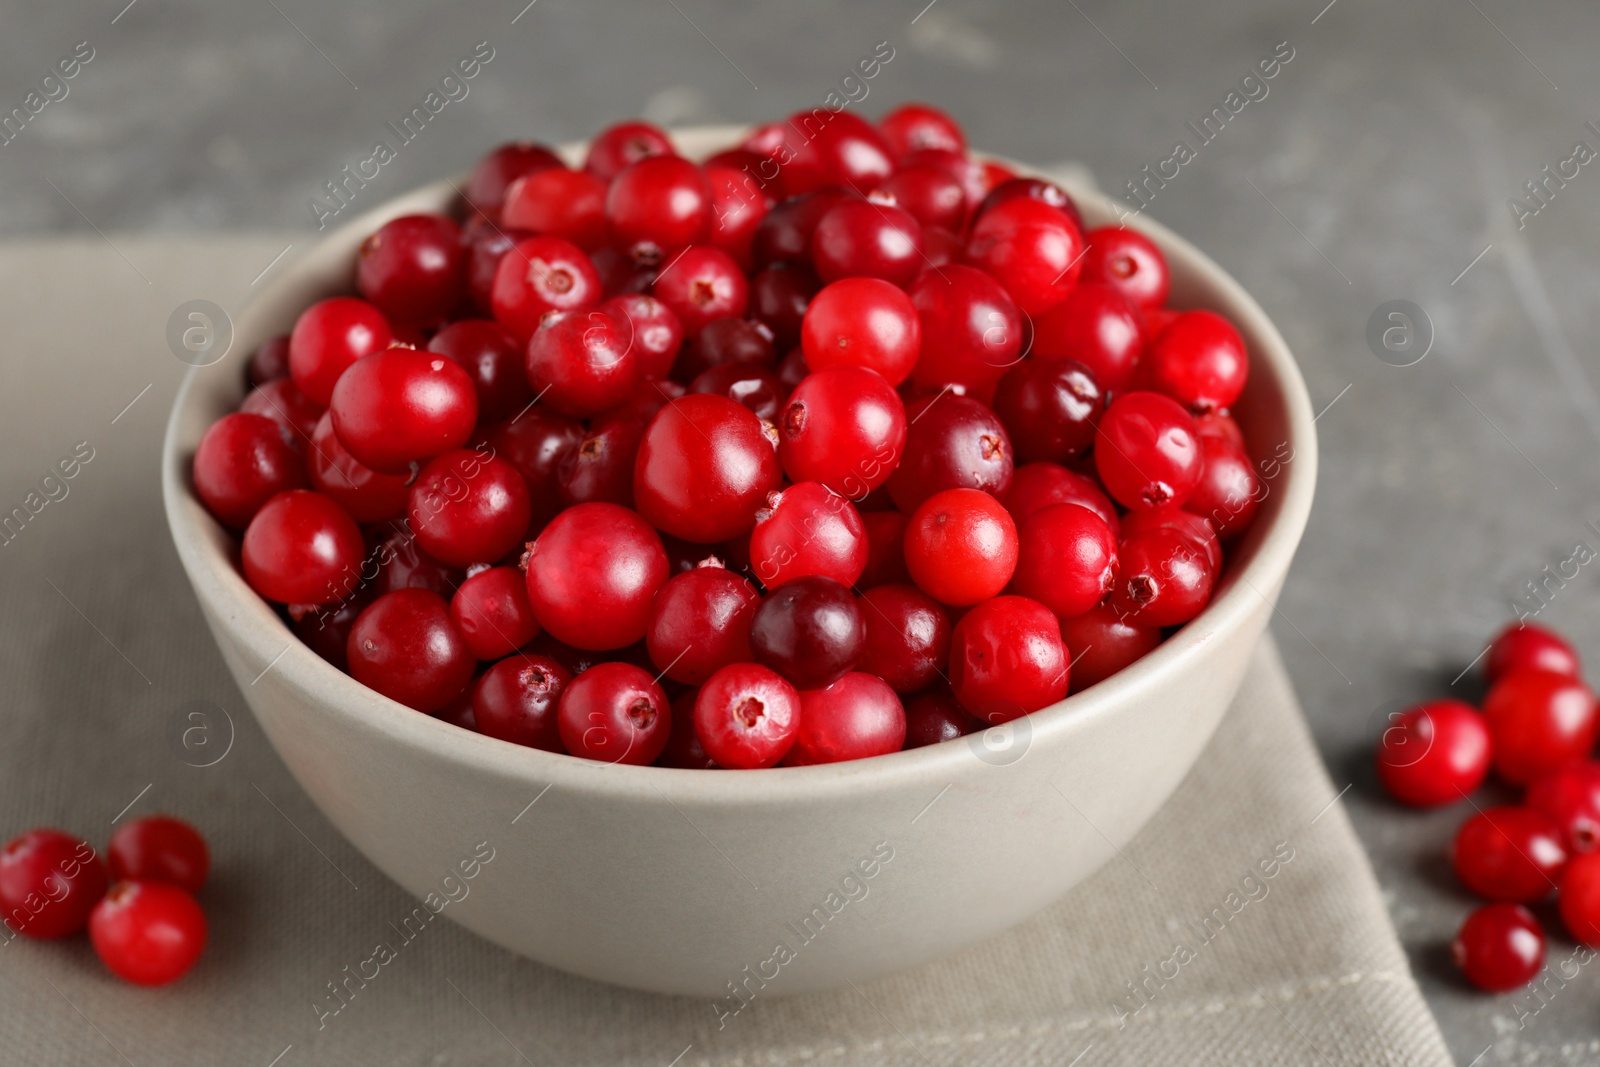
5;0;1599;1060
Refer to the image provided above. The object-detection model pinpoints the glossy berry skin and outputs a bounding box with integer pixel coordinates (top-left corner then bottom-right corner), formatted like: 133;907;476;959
449;566;539;660
524;503;669;650
750;483;868;589
501;168;609;249
902;147;989;216
371;528;462;600
1187;435;1262;540
749;575;865;690
558;416;643;509
800;277;920;386
792;110;896;189
1559;853;1600;946
779;365;906;498
525;308;642;418
908;265;1024;402
1373;700;1491;807
472;654;571;751
585;119;675;181
1003;461;1118;531
1120;507;1221;574
857;584;951;693
888;395;1014;513
690;363;785;421
750;263;820;349
241;490;364;606
606;156;712;265
634;393;782;544
288;297;394;407
490;407;585;531
681;316;777;378
1483;670;1599;786
964;197;1085;316
1146;310;1250;413
646;563;759;685
1013;504;1118;621
356;214;465;326
1453;903;1544;993
651;246;748;335
993;359;1105;465
904;689;983;748
974;177;1084;234
427;319;531;423
556;662;670;766
879;103;967;157
811;197;924;288
1057;604;1162;693
307;412;409;522
657;691;715;768
785;673;906;766
1030;285;1144;393
1486;623;1581;685
694;663;801;769
329;349;478;474
348;590;475;713
601;294;683;380
949;595;1069;723
1095;392;1203;511
465;141;564;221
407;450;531;568
490;236;603;340
859;510;912;587
0;829;107;939
904;488;1018;606
705;163;772;269
1080;226;1169;311
1108;525;1215;629
89;881;207;987
107;816;209;896
877;164;967;231
192;412;307;528
291;592;367;672
239;378;324;448
750;188;854;270
1528;762;1600;854
247;334;291;386
1453;806;1567;901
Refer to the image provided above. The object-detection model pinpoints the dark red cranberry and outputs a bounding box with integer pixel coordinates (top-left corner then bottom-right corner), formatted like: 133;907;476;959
904;688;983;748
679;316;776;380
784;673;905;766
750;188;855;269
908;265;1024;403
291;591;369;671
106;816;208;896
646;562;759;685
887;395;1013;513
652;246;748;334
489;407;585;531
857;584;951;693
796;110;895;188
465;141;563;221
965;197;1085;316
975;177;1084;234
1108;524;1215;628
993;358;1105;464
449;566;539;660
241;490;365;606
607;156;712;265
556;661;670;766
1487;623;1581;685
462;220;532;314
192;412;307;529
949;595;1068;722
904;488;1018;606
347;589;475;712
427;319;530;423
1030;284;1144;393
501;167;609;249
1194;410;1247;450
801;277;920;386
1003;461;1118;531
585;119;675;181
1057;604;1162;692
659;690;718;768
634;393;781;544
371;524;463;599
1453;806;1567;901
694;663;801;769
689;363;785;421
1080;226;1170;311
811;196;924;288
777;347;809;392
902;147;989;217
1146;310;1249;413
1529;762;1600;853
525;307;642;418
472;654;571;752
749;482;868;589
878;164;967;231
489;236;603;340
240;377;324;448
779;365;906;498
1187;434;1261;540
1483;670;1598;786
749;575;865;690
356;214;465;326
0;829;107;939
750;262;821;350
329;348;479;474
524;502;669;650
557;416;643;509
288;297;393;407
1119;507;1220;574
1095;391;1203;511
859;510;912;587
247;334;291;386
1012;503;1118;621
1374;700;1492;807
1454;903;1544;992
879;103;967;157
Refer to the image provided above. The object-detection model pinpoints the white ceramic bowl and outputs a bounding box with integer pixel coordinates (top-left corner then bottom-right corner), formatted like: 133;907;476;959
162;127;1315;997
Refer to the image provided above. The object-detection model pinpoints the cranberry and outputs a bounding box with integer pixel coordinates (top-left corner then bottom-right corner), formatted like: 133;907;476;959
904;488;1018;606
465;141;564;221
501;167;609;249
857;584;952;693
356;214;465;326
288;297;393;407
1487;622;1581;685
303;413;406;522
556;662;670;766
949;595;1069;722
0;829;107;939
1120;507;1221;574
240;377;324;448
1374;700;1492;807
1146;310;1250;413
679;316;777;379
585;119;675;181
1483;670;1598;786
689;363;785;421
921;225;963;267
449;566;539;660
1559;852;1600;946
751;188;855;270
472;654;571;751
607;156;712;265
785;673;906;766
903;147;989;217
904;688;983;748
192;412;307;529
291;592;368;671
800;276;920;386
601;293;684;380
811;197;924;288
908;265;1024;402
749;575;865;689
1109;524;1215;628
1095;391;1203;511
1453;903;1544;992
794;110;895;189
1012;503;1118;620
490;407;585;530
1529;762;1600;854
1453;806;1567;901
660;690;718;768
462;219;531;314
107;816;209;895
646;562;759;685
652;246;748;334
859;510;912;587
777;347;810;392
879;103;967;157
524;502;669;650
975;177;1084;234
750;262;820;349
558;415;643;508
1194;410;1247;450
964;197;1085;316
89;881;206;986
1030;284;1144;393
778;365;906;498
705;163;772;270
371;524;462;599
694;663;801;769
347;589;475;712
992;358;1104;465
241;490;364;605
1057;604;1162;692
1185;435;1262;540
633;393;781;543
490;236;602;340
247;334;291;386
1080;226;1170;311
1003;461;1118;531
331;352;478;480
877;164;967;231
888;394;1014;513
750;482;868;589
525;307;642;417
427;319;530;423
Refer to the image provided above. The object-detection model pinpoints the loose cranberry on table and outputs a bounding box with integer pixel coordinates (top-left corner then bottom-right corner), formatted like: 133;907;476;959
328;348;479;474
192;412;307;529
489;235;603;339
1481;669;1598;786
1029;285;1144;394
348;589;476;713
749;575;865;690
524;502;669;651
107;816;209;896
0;829;107;939
1373;700;1491;807
356;213;465;326
450;566;540;660
948;595;1069;723
800;276;921;385
1057;605;1163;693
472;654;571;752
634;393;782;544
887;394;1014;514
904;488;1018;607
903;689;983;748
907;264;1023;402
89;881;207;987
1094;391;1204;512
241;490;365;606
1559;852;1600;947
1452;806;1567;902
288;297;394;407
556;662;670;766
1145;310;1250;414
645;562;759;685
784;673;906;766
1528;761;1600;854
1011;503;1118;621
408;449;531;568
857;584;951;694
1485;621;1581;684
778;365;906;497
1453;903;1544;993
694;663;801;769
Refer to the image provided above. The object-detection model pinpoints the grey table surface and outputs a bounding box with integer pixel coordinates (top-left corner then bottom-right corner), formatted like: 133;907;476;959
3;0;1598;1061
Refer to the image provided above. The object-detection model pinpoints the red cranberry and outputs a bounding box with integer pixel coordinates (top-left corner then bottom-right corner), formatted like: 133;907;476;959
750;482;868;589
779;365;906;498
659;690;718;768
371;524;462;599
449;566;539;660
705;163;772;270
556;662;670;766
557;416;643;509
247;334;291;386
801;277;920;386
463;219;531;314
796;110;895;188
1559;852;1600;946
241;490;364;606
1030;284;1144;393
975;177;1084;234
524;502;669;650
646;562;759;684
689;363;785;421
1454;805;1567;901
1487;622;1581;685
356;214;465;326
329;349;478;474
585;119;675;181
1194;410;1247;450
1186;435;1262;540
777;347;810;392
1108;524;1215;628
288;297;393;407
1057;604;1162;692
107;817;208;895
1146;310;1250;413
751;188;855;270
347;589;475;712
904;688;983;748
888;396;1014;514
601;293;684;380
1453;903;1544;992
964;197;1085;316
240;377;324;448
1080;226;1170;311
1095;391;1203;511
427;319;530;423
993;358;1104;465
633;393;781;543
490;236;602;339
750;262;821;349
607;156;712;265
525;308;642;417
0;829;107;939
465;141;563;221
949;595;1069;722
501;167;609;249
291;592;368;671
1003;461;1118;531
785;673;906;766
902;147;989;217
878;164;967;231
192;412;307;529
1374;700;1492;807
694;663;801;769
879;103;967;157
1529;762;1600;854
1012;504;1118;621
857;584;951;693
490;407;585;530
1119;507;1220;574
89;881;206;986
859;510;912;587
908;264;1024;402
904;488;1018;606
749;575;865;689
653;246;748;334
679;316;777;379
305;413;408;522
1483;670;1598;786
811;197;924;288
472;654;571;751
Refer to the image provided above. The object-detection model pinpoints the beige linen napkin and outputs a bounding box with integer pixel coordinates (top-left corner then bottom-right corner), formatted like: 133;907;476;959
0;237;1452;1065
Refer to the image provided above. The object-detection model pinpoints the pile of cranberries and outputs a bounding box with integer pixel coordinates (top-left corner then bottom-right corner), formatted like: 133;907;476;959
0;817;210;985
196;104;1263;771
1376;621;1600;992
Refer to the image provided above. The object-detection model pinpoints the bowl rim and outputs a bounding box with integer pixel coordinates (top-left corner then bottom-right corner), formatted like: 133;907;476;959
161;124;1317;804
